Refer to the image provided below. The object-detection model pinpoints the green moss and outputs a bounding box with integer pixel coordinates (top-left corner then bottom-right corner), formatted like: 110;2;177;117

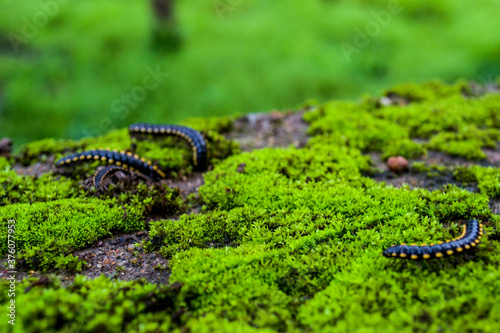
151;147;497;331
18;129;131;166
79;128;132;151
150;145;491;258
378;94;500;138
382;79;467;103
306;82;500;162
182;115;237;134
0;168;80;206
19;138;84;165
453;166;478;184
382;139;427;160
94;181;184;217
133;138;192;177
0;198;144;270
305;101;408;152
410;161;429;174
426;126;500;160
0;275;184;333
298;261;500;332
3;80;500;331
454;165;500;198
0;156;11;169
139;81;500;330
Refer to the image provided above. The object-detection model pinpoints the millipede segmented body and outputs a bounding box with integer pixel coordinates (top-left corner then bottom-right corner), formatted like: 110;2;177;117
382;219;484;259
92;165;150;188
56;149;166;180
129;123;208;170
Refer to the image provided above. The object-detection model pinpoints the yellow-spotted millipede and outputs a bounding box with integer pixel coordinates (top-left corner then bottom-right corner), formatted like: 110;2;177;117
55;149;166;187
128;123;208;171
382;219;484;259
92;165;150;188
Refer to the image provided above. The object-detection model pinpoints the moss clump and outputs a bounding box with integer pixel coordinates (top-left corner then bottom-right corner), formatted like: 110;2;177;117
92;181;184;217
382;79;467;103
382;139;427;160
182;115;237;134
0;198;144;270
133;138;193;177
305;101;409;152
18;129;131;166
305;82;500;162
454;165;500;197
1;168;80;206
19;138;84;165
410;161;429;174
427;127;500;160
0;275;184;333
79;128;132;151
0;156;11;169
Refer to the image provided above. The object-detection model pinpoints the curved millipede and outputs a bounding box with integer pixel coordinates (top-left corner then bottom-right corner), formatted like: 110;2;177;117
129;123;208;170
92;165;150;188
55;149;166;181
382;219;484;259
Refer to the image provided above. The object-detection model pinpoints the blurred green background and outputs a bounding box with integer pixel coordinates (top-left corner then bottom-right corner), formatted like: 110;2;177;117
1;0;499;145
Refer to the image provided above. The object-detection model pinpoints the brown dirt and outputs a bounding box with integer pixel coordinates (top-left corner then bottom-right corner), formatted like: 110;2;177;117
0;231;170;285
13;157;56;177
370;146;497;193
226;110;309;152
373;169;477;193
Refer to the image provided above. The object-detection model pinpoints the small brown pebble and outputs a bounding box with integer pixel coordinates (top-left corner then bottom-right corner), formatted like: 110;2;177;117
127;245;135;251
136;231;146;236
387;156;409;172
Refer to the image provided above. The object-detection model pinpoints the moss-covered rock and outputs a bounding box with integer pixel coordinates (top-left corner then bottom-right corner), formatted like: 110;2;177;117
0;275;185;332
0;198;145;271
2;80;500;332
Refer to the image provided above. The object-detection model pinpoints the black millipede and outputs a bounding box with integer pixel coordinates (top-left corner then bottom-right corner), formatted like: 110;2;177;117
382;219;484;259
128;123;209;170
92;165;151;188
55;149;166;181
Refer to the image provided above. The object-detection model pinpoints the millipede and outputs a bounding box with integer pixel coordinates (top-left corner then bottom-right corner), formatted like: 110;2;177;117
92;165;150;188
382;219;484;259
55;149;166;181
129;123;209;170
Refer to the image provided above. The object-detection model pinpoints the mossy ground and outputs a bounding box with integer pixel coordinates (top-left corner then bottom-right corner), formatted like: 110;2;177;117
2;80;500;332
